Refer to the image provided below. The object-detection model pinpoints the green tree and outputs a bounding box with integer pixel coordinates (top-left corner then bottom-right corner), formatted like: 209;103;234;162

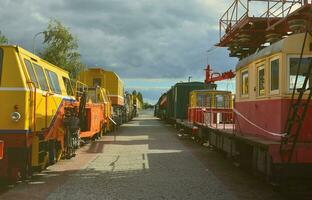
0;31;8;44
40;19;84;78
137;92;143;103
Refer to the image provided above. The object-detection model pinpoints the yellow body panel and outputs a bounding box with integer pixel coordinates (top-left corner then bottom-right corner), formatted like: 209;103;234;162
236;33;312;102
189;90;233;109
78;68;124;106
0;45;75;169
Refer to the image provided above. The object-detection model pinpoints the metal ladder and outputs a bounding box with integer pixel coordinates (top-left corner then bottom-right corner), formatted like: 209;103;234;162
280;31;312;163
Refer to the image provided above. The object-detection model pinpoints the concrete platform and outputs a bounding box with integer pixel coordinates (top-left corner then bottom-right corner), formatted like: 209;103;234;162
0;110;283;200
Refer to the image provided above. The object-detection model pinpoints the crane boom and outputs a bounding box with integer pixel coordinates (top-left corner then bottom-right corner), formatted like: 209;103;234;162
204;65;235;84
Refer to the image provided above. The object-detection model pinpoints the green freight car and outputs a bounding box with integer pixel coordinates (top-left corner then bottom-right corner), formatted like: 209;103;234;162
154;93;167;120
166;82;216;123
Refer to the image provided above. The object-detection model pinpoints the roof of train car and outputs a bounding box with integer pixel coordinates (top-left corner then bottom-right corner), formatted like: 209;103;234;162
236;32;307;70
190;89;231;93
174;81;207;86
236;40;284;70
167;81;213;91
88;67;124;83
0;45;70;74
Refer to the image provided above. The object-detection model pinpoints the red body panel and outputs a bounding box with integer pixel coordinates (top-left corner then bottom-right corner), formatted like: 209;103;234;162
236;98;312;163
188;107;233;126
235;99;312;142
0;133;31;178
80;103;104;138
0;140;3;160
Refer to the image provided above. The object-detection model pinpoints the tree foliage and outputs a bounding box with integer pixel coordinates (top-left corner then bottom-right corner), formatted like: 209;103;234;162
137;92;143;103
0;31;8;44
142;102;153;109
131;90;144;103
40;19;84;78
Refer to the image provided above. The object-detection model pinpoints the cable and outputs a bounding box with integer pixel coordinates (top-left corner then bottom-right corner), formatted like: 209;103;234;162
233;108;287;137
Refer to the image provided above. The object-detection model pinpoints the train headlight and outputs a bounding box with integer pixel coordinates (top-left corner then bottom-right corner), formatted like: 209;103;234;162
11;112;21;122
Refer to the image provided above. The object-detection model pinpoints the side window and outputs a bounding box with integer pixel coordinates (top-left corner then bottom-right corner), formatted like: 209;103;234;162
196;94;205;107
215;94;224;108
205;94;212;107
33;64;49;91
241;70;249;96
93;78;102;87
45;69;61;94
0;48;3;85
24;59;39;88
174;87;178;103
257;65;265;96
270;59;279;93
289;57;312;91
223;94;231;108
63;77;74;96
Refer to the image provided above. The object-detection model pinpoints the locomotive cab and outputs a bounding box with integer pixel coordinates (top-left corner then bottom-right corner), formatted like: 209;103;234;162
235;32;312;163
0;45;76;180
188;90;233;127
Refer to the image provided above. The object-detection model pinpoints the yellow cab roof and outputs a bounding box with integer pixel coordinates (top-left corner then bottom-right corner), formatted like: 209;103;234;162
0;45;70;75
88;67;124;83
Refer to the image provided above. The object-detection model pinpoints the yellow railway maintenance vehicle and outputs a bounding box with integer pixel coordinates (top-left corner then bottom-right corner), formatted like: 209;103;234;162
124;92;135;122
78;68;125;125
84;85;113;134
0;45;79;182
0;45;114;182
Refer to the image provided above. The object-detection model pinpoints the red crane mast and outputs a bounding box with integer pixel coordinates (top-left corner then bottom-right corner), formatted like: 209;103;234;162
204;65;235;84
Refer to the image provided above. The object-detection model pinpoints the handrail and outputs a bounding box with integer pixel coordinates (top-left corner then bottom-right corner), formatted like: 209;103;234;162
74;80;88;97
202;108;234;131
43;91;54;128
27;81;37;132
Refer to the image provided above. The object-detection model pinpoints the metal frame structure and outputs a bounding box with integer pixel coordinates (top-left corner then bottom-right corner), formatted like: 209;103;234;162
218;0;311;58
280;30;312;163
204;65;235;84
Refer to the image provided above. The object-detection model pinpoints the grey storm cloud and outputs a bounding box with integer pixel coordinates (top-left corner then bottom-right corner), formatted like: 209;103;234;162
0;0;237;80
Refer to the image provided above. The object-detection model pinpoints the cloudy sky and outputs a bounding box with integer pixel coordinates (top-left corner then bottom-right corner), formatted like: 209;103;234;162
0;0;239;103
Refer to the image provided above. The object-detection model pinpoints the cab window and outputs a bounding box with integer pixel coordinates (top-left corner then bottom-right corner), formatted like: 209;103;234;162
24;59;39;88
45;69;61;94
270;59;279;93
289;57;312;91
257;65;265;96
205;93;212;107
241;70;249;96
93;78;102;87
215;94;224;108
63;77;74;96
33;64;49;91
196;94;205;106
0;48;3;85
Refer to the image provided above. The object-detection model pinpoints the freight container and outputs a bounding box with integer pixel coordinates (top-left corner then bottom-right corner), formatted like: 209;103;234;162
166;82;216;122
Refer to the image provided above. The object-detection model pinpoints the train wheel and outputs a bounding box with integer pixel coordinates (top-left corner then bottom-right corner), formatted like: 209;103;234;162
8;167;21;184
197;128;205;145
49;140;57;165
56;142;62;161
21;150;32;180
21;162;32;180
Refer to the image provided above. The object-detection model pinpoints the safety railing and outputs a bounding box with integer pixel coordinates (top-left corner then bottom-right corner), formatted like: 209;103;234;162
74;81;88;98
203;109;235;132
219;0;305;42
